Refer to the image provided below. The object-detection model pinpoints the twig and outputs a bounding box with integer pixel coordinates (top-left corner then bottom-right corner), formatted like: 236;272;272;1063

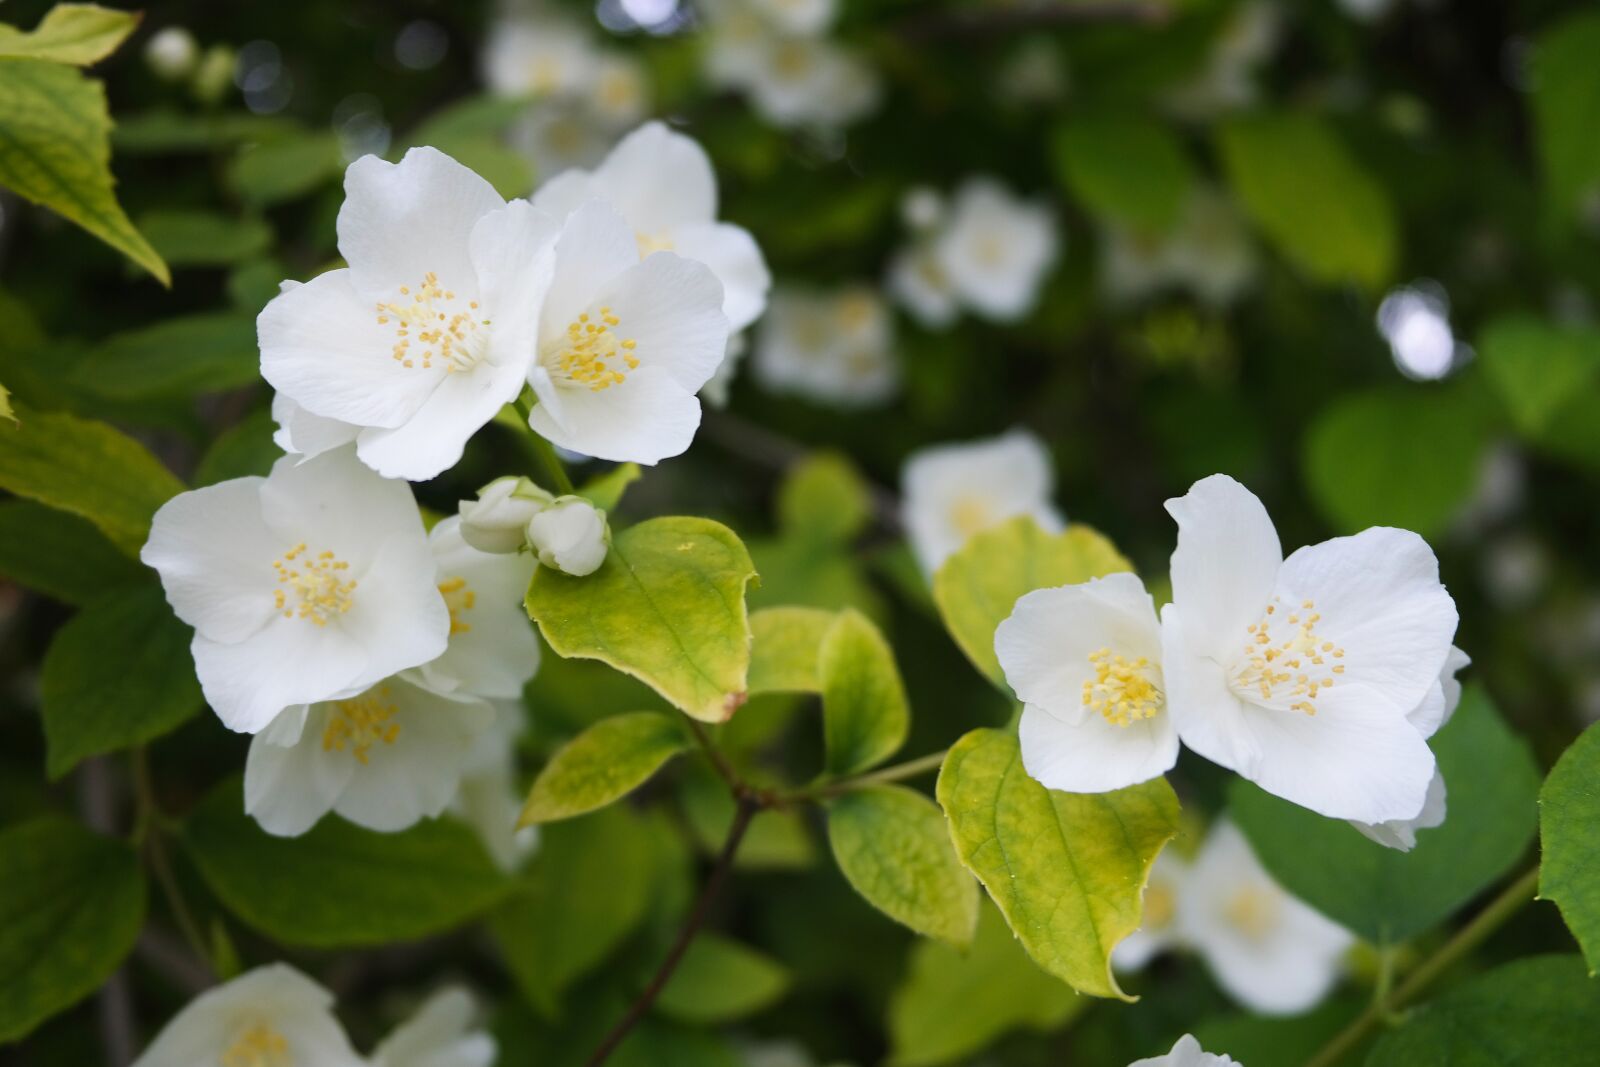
1301;866;1542;1067
896;0;1171;41
782;749;949;803
687;719;743;794
582;795;760;1067
133;749;214;977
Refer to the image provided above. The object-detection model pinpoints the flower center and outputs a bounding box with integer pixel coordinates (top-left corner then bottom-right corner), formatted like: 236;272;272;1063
272;544;356;626
1230;597;1346;716
1222;884;1282;942
545;306;639;391
1082;647;1164;727
375;272;490;373
973;233;1008;266
322;688;400;764
220;1022;292;1067
438;576;476;636
948;494;994;537
772;40;814;79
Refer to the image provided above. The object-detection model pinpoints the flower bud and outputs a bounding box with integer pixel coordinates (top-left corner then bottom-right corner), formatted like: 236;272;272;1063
145;27;199;81
458;476;551;554
527;496;609;576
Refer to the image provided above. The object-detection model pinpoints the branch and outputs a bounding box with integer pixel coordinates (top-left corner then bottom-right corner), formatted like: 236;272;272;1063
896;0;1172;42
582;794;759;1067
782;749;949;804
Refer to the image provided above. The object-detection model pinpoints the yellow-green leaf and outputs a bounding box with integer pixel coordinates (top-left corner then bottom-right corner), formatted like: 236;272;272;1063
821;609;910;776
525;516;757;723
0;59;168;283
0;380;13;423
936;728;1180;1000
578;462;641;512
777;451;872;545
828;785;977;947
0;4;139;65
748;605;835;695
1540;721;1600;972
519;712;689;826
933;518;1131;690
655;934;791;1024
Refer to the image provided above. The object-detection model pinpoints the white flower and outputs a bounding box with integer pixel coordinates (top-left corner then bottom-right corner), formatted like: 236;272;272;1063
271;392;359;462
1000;573;1180;793
512;99;619;176
452;699;539;872
458;476;552;555
588;52;652;128
1351;646;1470;850
527;496;610;576
532;121;772;331
145;27;198;81
900;429;1063;575
752;284;898;407
1112;846;1186;972
1181;820;1353;1014
701;332;748;409
244;676;493;837
371;988;495;1067
409;515;541;699
482;14;599;98
750;0;836;35
141;449;448;734
745;35;880;129
1160;474;1457;825
886;241;960;329
1099;186;1258;308
1129;1034;1239;1067
933;177;1058;322
526;201;730;464
130;964;362;1067
259;147;561;481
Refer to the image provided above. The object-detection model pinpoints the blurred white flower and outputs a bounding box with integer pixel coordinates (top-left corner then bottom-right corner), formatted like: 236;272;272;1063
259;148;561;481
131;964;362;1067
1129;1034;1239;1067
482;13;599;98
698;0;878;128
749;0;836;35
533;121;772;331
244;677;493;837
753;284;898;408
701;331;748;408
145;27;199;81
886;241;960;329
1112;846;1186;972
526;202;730;464
512;100;618;175
1000;573;1180;794
370;988;495;1067
458;476;552;555
933;177;1058;322
453;699;540;872
141;449;448;734
1160;475;1457;825
899;428;1063;575
1101;186;1258;308
527;496;610;576
589;52;652;127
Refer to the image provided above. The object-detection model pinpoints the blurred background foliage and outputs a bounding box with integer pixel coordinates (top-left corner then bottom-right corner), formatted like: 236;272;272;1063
2;0;1598;1064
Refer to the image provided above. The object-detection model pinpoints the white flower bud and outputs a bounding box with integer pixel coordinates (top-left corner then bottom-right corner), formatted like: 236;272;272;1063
458;477;551;554
145;27;199;81
527;496;609;576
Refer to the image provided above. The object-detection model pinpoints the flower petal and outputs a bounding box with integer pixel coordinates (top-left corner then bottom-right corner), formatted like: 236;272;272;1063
243;706;353;837
469;199;561;372
1165;475;1282;660
355;355;527;481
272;393;359;461
142;477;280;645
528;364;701;465
595;251;729;393
592;121;717;230
1161;603;1264;776
540;201;640;341
191;619;367;734
1351;767;1447;852
1019;704;1179;794
668;220;770;332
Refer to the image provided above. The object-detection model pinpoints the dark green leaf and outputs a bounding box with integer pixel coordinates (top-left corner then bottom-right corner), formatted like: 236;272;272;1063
0;499;143;603
655;933;791;1024
1539;720;1600;971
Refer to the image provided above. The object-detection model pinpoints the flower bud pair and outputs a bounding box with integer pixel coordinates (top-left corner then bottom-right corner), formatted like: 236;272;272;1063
458;478;609;576
458;477;552;555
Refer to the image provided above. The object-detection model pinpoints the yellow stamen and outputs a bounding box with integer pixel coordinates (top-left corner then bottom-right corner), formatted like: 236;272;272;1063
1081;647;1163;727
271;543;355;626
322;689;400;764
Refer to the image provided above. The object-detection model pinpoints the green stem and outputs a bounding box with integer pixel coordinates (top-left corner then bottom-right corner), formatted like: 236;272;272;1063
513;396;576;495
1301;865;1541;1067
783;749;949;804
133;749;213;976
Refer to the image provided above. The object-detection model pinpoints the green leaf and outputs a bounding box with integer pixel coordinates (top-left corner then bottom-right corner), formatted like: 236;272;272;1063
41;584;200;778
887;900;1082;1067
933;518;1131;691
655;933;791;1024
1230;686;1539;943
821;609;909;776
1052;112;1195;231
519;711;688;826
828;785;977;946
136;209;273;268
748;605;835;695
578;463;641;513
1540;720;1600;971
491;806;656;1017
777;452;872;546
184;778;511;947
0;4;139;65
113;110;298;154
194;410;281;486
936;728;1180;1000
0;499;143;603
1532;13;1600;230
0;59;168;283
1217;112;1395;288
1303;386;1489;539
0;380;12;423
1366;955;1599;1066
407;94;532;144
525;516;757;723
0;817;145;1043
1191;994;1366;1067
422;136;532;200
747;536;884;620
71;312;260;399
0;404;184;555
227;131;344;207
1478;315;1600;435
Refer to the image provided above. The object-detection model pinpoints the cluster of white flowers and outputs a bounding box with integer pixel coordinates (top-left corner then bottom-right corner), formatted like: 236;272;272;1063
698;0;879;129
888;178;1060;328
482;3;650;175
996;472;1466;847
1117;820;1353;1015
130;965;492;1067
753;283;897;407
1099;185;1259;308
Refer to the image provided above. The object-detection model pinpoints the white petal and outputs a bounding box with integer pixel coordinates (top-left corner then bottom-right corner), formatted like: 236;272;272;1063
1019;704;1178;793
1406;646;1472;739
667;220;771;332
540;201;641;339
258;448;425;562
142;477;280;645
355;357;527;481
193;618;370;734
469;199;561;373
592;121;717;230
595;251;729;392
337;536;452;692
1113;848;1189;973
528;365;701;465
1129;1034;1239;1067
337;147;503;297
243;706;353;837
259;268;438;429
1161;603;1264;776
1351;768;1448;851
371;988;495;1067
272;393;360;461
529;167;598;220
1165;474;1282;660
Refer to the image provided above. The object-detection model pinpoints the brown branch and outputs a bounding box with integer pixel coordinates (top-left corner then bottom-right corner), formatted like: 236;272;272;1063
581;794;760;1067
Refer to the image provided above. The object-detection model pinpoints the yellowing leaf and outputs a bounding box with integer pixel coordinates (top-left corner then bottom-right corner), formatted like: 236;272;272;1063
821;609;910;776
748;606;836;695
0;4;139;65
0;59;168;284
518;712;688;826
936;728;1180;1000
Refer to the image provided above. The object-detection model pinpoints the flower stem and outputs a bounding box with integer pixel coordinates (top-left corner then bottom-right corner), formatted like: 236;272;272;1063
511;394;576;495
782;749;949;804
133;748;214;978
1301;865;1541;1067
